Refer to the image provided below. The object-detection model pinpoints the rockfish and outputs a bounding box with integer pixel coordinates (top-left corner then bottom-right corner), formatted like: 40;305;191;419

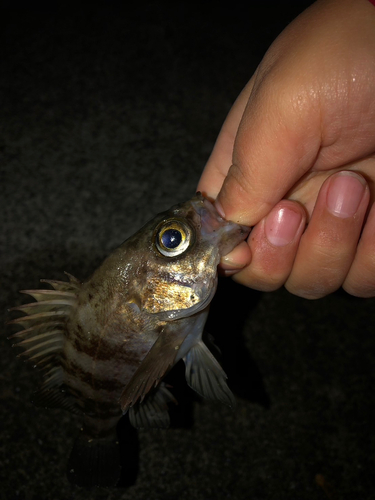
9;193;249;486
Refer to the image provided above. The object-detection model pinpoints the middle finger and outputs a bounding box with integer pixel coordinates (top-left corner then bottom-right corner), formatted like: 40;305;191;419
285;171;370;299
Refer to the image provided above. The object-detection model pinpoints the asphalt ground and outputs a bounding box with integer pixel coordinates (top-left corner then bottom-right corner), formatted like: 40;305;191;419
2;2;375;499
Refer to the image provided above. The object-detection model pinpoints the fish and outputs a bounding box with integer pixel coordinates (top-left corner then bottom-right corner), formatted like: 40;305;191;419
8;193;249;487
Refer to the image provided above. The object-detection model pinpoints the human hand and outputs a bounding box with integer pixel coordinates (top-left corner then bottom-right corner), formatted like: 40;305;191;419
198;0;375;299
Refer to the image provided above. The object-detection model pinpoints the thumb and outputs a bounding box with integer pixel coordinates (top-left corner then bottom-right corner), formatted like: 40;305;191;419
215;0;375;226
216;73;322;226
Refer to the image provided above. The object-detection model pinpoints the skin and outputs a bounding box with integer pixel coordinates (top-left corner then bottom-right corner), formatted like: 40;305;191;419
198;0;375;299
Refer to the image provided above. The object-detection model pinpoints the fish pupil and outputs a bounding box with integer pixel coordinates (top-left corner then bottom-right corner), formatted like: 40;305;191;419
161;229;182;249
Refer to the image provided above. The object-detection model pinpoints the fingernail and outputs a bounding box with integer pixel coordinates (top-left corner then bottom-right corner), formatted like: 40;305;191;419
220;241;251;273
220;242;250;269
326;171;366;218
221;255;247;269
265;205;303;246
214;199;226;219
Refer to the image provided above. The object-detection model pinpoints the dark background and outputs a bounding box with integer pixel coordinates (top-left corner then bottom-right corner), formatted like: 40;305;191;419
1;1;375;499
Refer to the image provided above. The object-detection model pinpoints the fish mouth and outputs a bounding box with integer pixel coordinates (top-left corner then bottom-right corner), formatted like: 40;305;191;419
191;192;250;256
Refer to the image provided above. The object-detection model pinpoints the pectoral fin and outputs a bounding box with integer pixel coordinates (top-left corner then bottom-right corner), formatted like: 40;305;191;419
184;340;235;408
120;324;187;413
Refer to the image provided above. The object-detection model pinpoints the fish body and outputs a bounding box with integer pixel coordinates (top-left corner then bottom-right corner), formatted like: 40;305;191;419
9;193;249;485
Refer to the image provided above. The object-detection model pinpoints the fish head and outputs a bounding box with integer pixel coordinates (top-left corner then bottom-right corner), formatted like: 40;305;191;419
125;192;250;320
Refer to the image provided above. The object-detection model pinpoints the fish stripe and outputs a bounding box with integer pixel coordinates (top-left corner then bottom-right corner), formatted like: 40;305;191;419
70;333;148;363
65;358;126;392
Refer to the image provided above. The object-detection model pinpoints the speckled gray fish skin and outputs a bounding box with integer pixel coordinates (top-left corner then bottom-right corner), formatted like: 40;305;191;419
9;193;249;481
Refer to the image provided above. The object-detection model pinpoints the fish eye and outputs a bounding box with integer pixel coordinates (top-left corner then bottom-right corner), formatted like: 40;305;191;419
161;229;182;249
155;220;192;257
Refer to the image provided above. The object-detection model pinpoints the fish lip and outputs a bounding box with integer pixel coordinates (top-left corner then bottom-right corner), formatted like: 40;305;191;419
191;193;250;234
191;193;250;255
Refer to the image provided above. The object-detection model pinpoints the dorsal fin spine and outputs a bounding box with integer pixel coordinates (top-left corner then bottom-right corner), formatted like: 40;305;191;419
10;275;80;393
15;330;63;346
18;337;64;356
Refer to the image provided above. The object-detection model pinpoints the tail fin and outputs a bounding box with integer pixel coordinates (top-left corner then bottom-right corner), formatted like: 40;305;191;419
67;430;122;488
67;417;139;488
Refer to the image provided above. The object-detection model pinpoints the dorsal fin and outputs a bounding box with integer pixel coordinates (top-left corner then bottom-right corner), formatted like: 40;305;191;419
40;271;81;292
9;275;80;392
